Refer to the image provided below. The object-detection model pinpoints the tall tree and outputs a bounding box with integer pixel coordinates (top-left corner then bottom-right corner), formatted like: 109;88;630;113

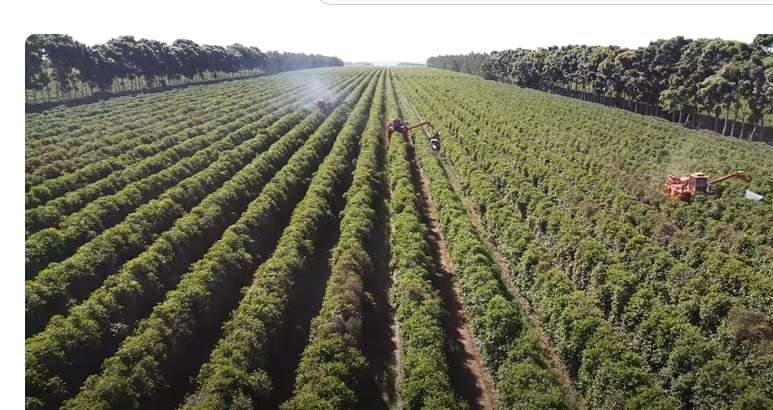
25;35;49;92
38;35;83;94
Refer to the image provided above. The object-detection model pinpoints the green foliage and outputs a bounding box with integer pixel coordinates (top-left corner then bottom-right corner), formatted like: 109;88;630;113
393;76;575;409
25;65;773;410
280;69;388;409
42;71;378;410
23;73;371;408
177;71;381;410
383;79;468;410
395;67;773;409
24;74;369;335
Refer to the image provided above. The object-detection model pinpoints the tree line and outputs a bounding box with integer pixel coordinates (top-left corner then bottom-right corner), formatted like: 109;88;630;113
426;35;773;141
25;34;344;104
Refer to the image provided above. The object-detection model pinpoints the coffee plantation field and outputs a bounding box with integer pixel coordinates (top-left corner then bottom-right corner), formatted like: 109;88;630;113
25;66;773;410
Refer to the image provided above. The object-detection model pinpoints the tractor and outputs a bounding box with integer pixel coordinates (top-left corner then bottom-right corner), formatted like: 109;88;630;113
316;99;348;116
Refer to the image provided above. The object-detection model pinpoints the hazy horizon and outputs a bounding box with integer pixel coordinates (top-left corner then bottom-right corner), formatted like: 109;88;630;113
58;0;768;63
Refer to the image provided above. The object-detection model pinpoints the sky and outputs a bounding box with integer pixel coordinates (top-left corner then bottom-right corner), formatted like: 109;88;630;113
24;0;771;64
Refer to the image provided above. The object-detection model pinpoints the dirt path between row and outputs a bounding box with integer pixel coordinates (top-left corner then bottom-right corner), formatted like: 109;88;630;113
441;164;589;410
387;268;402;410
404;140;499;410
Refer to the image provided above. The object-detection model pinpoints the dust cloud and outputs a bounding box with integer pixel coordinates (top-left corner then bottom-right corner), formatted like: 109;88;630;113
283;73;338;109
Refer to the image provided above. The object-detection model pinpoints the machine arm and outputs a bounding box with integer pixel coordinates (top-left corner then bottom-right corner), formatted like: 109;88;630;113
710;170;749;185
407;121;433;131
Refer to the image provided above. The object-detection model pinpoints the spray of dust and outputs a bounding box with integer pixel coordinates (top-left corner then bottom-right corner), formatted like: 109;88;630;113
657;141;699;181
283;72;338;109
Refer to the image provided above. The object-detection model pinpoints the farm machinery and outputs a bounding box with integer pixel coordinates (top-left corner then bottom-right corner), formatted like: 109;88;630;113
386;117;437;149
429;131;441;151
664;170;750;202
316;99;349;116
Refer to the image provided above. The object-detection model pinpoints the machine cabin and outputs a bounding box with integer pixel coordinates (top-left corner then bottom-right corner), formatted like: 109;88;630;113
688;173;709;192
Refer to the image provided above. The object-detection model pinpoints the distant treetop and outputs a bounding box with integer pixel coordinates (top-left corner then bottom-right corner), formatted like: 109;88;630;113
25;34;344;95
426;34;773;138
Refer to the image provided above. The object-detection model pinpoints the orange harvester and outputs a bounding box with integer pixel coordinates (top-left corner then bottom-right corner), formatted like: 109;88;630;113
386;117;432;144
664;170;749;201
